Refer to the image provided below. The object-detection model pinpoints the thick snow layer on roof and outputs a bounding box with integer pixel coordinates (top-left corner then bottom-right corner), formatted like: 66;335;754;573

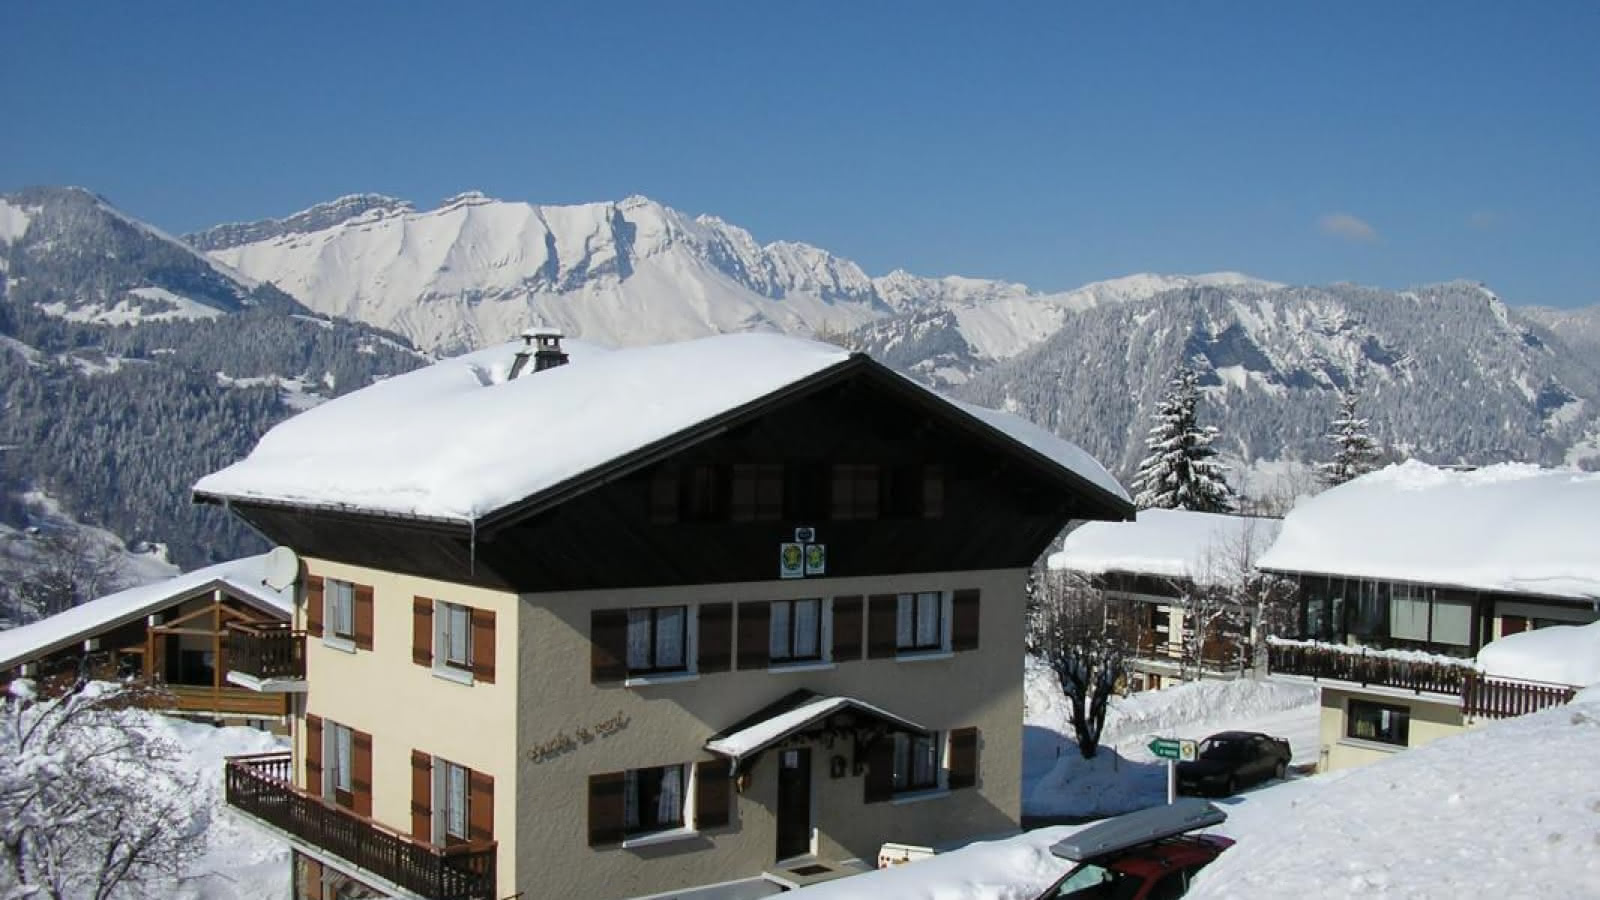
1047;509;1279;584
706;696;924;761
954;401;1128;503
1258;461;1600;600
196;333;1126;522
1476;620;1600;687
0;554;290;669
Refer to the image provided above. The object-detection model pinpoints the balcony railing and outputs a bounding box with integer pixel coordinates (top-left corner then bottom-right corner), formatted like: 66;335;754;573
1134;636;1252;670
1267;641;1474;696
225;753;496;900
226;622;306;682
1462;674;1575;720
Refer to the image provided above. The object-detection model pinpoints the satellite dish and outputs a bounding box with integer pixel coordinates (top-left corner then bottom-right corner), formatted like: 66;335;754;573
263;546;301;591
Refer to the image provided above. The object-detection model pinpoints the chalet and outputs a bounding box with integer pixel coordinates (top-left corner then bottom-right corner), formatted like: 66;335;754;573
0;553;293;725
1047;509;1283;691
1257;461;1597;771
195;331;1133;900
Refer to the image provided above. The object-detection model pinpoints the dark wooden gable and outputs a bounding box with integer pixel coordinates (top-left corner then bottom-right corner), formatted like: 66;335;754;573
216;359;1130;592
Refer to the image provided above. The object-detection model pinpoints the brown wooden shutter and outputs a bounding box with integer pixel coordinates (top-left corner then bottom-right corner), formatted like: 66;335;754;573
471;608;496;684
736;601;770;670
588;771;626;846
304;714;323;790
353;584;375;651
867;594;898;659
591;609;629;683
468;770;494;842
412;597;433;667
832;596;863;661
952;589;981;652
695;758;732;830
352;729;373;816
863;736;895;803
305;577;325;638
699;603;732;674
410;750;433;842
949;727;979;789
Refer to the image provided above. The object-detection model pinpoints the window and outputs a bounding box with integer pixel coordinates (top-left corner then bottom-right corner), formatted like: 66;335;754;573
325;579;355;640
896;592;944;652
326;722;354;797
731;464;783;522
831;464;879;520
892;732;940;793
770;598;822;663
1347;699;1410;746
624;764;686;837
883;464;944;518
681;464;726;522
627;606;688;675
437;759;469;843
438;601;473;670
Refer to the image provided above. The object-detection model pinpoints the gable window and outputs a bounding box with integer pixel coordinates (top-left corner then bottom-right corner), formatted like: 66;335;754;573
883;464;944;518
624;763;686;837
325;579;355;641
831;464;879;520
1347;699;1410;746
627;606;688;675
770;598;822;663
731;463;783;522
896;591;944;652
681;464;726;522
892;731;940;793
438;601;472;671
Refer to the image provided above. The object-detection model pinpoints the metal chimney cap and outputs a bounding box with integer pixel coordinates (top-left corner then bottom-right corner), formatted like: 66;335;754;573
523;326;564;339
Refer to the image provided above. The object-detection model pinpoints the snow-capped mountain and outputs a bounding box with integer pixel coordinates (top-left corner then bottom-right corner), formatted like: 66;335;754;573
955;281;1600;478
194;190;1274;359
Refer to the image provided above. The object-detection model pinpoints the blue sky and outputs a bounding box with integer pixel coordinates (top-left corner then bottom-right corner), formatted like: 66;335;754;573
6;2;1598;307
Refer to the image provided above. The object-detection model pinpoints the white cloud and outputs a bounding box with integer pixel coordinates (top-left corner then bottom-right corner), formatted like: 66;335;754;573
1318;212;1379;243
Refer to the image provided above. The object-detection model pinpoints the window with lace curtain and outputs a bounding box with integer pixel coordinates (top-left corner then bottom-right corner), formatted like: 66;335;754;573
623;764;686;837
626;606;688;675
770;598;823;663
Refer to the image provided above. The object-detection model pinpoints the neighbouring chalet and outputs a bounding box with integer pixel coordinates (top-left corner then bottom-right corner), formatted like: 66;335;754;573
194;331;1133;900
1257;461;1598;771
0;554;292;725
1047;509;1284;690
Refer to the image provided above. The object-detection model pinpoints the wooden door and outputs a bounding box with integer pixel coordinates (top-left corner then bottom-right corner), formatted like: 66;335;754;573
775;748;812;861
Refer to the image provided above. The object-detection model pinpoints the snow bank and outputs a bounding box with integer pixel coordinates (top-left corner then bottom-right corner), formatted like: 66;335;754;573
1259;461;1600;599
1048;509;1280;583
788;826;1078;900
0;554;290;668
1476;620;1600;687
196;333;1127;521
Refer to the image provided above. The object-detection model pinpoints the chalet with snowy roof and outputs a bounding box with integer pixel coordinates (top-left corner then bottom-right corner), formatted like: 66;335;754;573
195;331;1132;900
1048;509;1284;691
1258;461;1597;771
0;554;292;725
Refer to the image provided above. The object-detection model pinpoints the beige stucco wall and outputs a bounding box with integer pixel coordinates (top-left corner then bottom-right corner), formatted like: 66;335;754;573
1317;686;1465;772
515;568;1028;900
294;558;520;899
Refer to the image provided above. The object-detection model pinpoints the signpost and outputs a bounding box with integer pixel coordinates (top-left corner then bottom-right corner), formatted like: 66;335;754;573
1148;738;1197;804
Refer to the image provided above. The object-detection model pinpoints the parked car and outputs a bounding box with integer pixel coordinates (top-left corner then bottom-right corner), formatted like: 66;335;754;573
1176;730;1291;797
1034;799;1234;900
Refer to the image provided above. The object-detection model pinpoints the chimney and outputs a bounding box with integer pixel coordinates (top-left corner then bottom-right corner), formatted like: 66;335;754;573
508;327;569;380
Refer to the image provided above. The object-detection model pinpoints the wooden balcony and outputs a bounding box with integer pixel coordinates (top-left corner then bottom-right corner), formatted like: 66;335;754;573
1133;636;1251;670
225;622;306;688
166;683;290;718
225;753;496;900
1267;641;1474;695
1462;674;1575;720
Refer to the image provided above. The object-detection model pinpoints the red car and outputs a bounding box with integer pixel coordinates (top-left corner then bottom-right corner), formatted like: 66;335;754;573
1034;799;1234;900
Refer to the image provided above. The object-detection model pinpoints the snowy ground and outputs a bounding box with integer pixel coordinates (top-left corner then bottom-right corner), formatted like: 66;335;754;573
796;686;1600;899
1023;657;1319;817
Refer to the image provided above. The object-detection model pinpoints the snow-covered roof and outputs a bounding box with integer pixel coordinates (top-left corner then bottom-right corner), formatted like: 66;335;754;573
705;694;926;763
1258;461;1600;600
1476;620;1600;687
195;332;1128;523
1047;509;1281;586
0;554;291;670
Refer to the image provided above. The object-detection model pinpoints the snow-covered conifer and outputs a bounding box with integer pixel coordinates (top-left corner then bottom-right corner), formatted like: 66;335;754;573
1131;367;1236;513
1319;386;1381;487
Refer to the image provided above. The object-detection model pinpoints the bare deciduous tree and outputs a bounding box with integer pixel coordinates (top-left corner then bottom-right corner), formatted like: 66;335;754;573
1028;569;1135;759
0;669;204;900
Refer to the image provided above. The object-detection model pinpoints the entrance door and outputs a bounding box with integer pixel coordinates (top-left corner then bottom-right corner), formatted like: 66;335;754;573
775;748;812;861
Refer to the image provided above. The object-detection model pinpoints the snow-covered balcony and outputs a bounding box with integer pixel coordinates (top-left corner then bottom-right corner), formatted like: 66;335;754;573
224;752;496;900
223;621;307;691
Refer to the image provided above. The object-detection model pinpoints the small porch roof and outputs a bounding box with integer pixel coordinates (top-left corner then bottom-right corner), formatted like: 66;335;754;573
705;690;927;764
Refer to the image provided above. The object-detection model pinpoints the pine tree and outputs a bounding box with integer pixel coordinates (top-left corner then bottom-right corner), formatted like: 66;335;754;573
1319;386;1381;486
1131;367;1236;513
